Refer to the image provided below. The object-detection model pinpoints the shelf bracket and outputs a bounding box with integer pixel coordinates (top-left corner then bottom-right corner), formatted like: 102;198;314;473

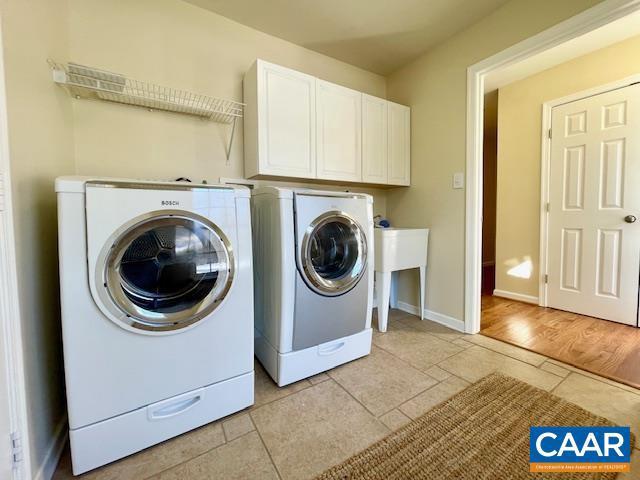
225;116;238;165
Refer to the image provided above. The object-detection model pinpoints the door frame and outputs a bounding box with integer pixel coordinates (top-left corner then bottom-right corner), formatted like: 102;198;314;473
538;75;640;307
0;14;32;479
464;0;640;334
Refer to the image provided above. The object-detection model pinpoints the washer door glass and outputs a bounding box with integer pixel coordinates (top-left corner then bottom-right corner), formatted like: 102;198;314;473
301;212;367;296
105;214;233;332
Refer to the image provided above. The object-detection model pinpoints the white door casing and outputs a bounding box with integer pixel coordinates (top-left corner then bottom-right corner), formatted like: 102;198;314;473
0;175;13;478
0;9;30;475
316;80;362;182
362;94;388;184
547;83;640;326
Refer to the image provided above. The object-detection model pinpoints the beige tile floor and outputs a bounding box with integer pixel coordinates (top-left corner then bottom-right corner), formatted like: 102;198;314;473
53;309;640;480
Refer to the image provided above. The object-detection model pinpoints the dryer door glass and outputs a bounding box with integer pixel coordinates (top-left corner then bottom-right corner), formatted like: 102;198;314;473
105;214;234;332
301;212;367;296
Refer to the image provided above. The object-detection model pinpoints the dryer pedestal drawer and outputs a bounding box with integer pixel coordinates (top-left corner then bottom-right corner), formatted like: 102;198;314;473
69;371;254;475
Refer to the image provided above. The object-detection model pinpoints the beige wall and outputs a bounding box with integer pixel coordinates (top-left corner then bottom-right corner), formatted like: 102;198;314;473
66;0;388;215
0;0;74;475
496;33;640;298
0;0;391;474
385;0;601;321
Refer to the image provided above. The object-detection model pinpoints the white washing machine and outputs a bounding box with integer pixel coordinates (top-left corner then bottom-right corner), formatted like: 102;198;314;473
251;187;373;386
56;177;254;475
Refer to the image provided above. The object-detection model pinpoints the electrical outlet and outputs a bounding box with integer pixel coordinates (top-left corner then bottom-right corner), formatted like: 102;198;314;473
453;172;464;189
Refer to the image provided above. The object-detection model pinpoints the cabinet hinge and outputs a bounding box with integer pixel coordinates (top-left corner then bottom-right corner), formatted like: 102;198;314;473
548;128;552;139
544;274;549;284
11;431;23;468
546;202;550;213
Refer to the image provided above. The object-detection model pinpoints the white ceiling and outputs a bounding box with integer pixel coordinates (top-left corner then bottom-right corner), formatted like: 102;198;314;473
184;0;511;75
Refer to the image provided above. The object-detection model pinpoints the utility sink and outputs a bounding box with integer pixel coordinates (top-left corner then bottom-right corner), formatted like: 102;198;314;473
373;227;429;332
374;228;429;272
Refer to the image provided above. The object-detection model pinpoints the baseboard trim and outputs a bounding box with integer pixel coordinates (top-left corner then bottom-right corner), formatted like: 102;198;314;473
395;300;420;316
34;414;67;480
493;289;539;305
424;308;466;333
395;301;466;333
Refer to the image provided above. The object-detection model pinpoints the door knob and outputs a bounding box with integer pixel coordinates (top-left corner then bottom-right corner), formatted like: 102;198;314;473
624;215;637;224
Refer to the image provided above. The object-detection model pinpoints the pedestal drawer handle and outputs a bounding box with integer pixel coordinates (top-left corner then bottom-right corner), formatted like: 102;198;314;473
148;391;203;420
318;341;346;356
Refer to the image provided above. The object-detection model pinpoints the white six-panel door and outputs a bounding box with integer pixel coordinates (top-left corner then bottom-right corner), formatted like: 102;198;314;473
547;83;640;326
316;80;362;182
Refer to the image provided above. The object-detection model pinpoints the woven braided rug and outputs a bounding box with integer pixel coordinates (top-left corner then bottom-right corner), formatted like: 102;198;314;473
316;373;628;480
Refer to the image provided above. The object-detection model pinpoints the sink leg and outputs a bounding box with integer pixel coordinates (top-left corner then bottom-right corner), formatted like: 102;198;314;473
419;265;426;320
376;271;391;332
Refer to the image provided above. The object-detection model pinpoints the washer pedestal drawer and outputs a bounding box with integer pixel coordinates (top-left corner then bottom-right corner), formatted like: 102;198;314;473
256;328;372;387
69;371;254;475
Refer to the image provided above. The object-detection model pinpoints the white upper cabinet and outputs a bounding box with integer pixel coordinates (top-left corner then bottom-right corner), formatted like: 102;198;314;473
243;60;410;186
362;94;388;184
316;80;362;182
387;101;411;186
244;60;316;179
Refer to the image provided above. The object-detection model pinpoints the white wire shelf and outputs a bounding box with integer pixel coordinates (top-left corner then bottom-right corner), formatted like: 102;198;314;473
49;61;244;125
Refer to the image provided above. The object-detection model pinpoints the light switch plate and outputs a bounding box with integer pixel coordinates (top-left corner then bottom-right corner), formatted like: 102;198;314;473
453;172;464;189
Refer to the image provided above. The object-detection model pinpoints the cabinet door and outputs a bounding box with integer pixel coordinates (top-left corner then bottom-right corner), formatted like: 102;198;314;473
256;61;316;178
362;94;388;184
316;80;362;182
388;101;411;186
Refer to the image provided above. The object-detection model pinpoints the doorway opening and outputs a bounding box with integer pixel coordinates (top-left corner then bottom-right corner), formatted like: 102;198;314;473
481;91;498;297
472;2;640;388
